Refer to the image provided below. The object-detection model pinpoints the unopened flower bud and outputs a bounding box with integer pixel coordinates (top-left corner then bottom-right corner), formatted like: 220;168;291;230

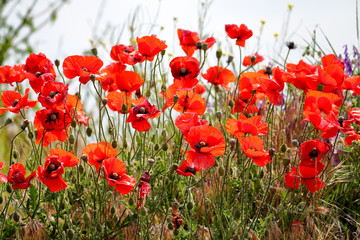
218;166;225;176
154;143;160;151
83;212;90;223
161;85;167;93
269;148;276;158
202;42;208;51
283;158;290;166
86;127;93;137
81;154;88;162
108;127;114;134
280;144;287;153
121;104;128;113
71;120;77;128
286;41;296;50
174;229;180;236
145;91;151;98
140;171;151;182
91;47;98;57
171;163;179;172
162;129;167;138
110;206;116;215
186;201;194;210
229;138;236;148
96;223;102;232
128;198;135;206
21;119;30;130
105;191;113;199
69;134;75;144
54;59;60;67
250;55;257;64
227;55;234;64
234;209;241;219
12;212;19;222
292;139;299;147
6;184;12;193
5;118;13;126
162;143;168;151
168;222;174;230
112;140;118;148
148;158;155;165
140;208;147;216
123;141;128;148
161;49;166;56
196;41;202;49
216;49;222;59
102;98;108;105
78;164;84;174
215;111;222;120
228;99;234;108
28;131;34;139
317;83;325;92
173;94;179;104
90;74;96;82
12;150;19;159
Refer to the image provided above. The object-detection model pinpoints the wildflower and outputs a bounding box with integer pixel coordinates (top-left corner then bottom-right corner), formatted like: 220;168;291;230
285;164;325;193
0;162;7;183
239;136;271;167
115;71;144;93
63;55;103;84
102;157;136;194
0;88;37;115
0;64;27;85
136;35;167;61
7;163;36;189
195;83;206;95
170;56;200;90
201;66;236;89
257;73;285;106
38;148;79;192
225;24;253;47
106;91;132;114
232;89;259;114
110;44;144;65
243;53;264;66
185;125;225;169
136;172;151;209
343;45;353;76
286;60;317;93
173;91;206;115
177;28;216;56
64;94;89;126
38;81;68;109
97;62;126;91
82;142;118;171
300;139;331;163
126;98;161;132
175;112;209;138
176;160;199;177
226;113;268;138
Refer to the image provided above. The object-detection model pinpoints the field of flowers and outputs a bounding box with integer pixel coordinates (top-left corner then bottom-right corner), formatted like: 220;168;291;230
0;2;360;239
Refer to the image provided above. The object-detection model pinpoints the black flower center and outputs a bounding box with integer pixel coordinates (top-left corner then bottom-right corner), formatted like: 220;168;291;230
12;99;19;107
309;147;319;159
109;172;120;180
185;166;196;175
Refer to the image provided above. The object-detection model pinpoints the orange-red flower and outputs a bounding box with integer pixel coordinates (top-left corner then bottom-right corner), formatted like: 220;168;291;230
106;91;132;114
0;64;27;85
226;113;268;138
0;162;7;183
195;83;206;95
176;160;199;177
136;36;167;61
110;44;145;65
102;157;136;194
175;112;208;137
64;94;89;126
126;98;161;132
300;139;331;164
201;66;236;89
174;91;206;115
239;136;271;167
63;55;103;84
97;62;126;91
38;82;68;109
25;53;56;93
232;90;259;114
38;148;79;192
243;53;264;66
185;125;225;169
286;60;317;93
257;74;285;106
115;71;144;93
0;88;37;115
82;142;118;171
170;56;200;90
177;28;216;56
7;163;36;189
225;24;253;47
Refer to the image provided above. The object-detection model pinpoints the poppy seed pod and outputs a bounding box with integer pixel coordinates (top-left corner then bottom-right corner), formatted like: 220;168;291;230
202;42;209;51
90;74;96;82
173;94;179;104
216;49;222;59
54;59;60;67
292;139;299;147
21;119;30;130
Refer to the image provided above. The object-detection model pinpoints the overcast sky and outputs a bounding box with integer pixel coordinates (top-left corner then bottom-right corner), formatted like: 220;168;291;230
13;0;360;65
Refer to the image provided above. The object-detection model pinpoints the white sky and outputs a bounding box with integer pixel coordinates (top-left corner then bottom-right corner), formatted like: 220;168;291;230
11;0;360;65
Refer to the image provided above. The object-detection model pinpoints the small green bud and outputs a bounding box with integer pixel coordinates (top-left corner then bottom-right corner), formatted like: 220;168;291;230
5;118;13;126
21;119;30;130
54;59;60;67
140;208;147;216
91;47;98;57
0;196;3;204
186;201;194;211
317;83;325;92
292;139;299;147
86;127;93;137
259;170;264;179
196;41;202;49
145;91;151;98
168;222;174;230
161;85;167;93
283;158;291;166
161;129;167;138
123;141;128;149
173;94;179;104
6;184;12;193
215;111;222;120
110;206;116;215
112;140;118;148
62;220;69;231
128;198;135;206
218;166;225;176
67;229;74;240
105;191;113;199
78;164;84;174
173;229;180;236
83;212;90;224
161;49;166;56
227;55;234;64
71;120;77;128
12;150;19;159
121;104;128;113
148;158;155;165
68;134;75;144
108;127;114;134
171;163;179;172
269;148;276;158
154;143;160;151
202;42;208;51
280;144;287;153
234;209;241;219
71;176;77;184
216;49;222;59
228;99;234;108
162;143;168;151
102;98;108;105
12;212;20;222
250;55;257;65
96;223;103;232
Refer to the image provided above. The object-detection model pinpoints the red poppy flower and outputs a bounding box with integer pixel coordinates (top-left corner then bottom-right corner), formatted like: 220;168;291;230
34;108;72;147
64;94;89;126
160;83;180;110
225;24;253;47
341;75;360;93
38;148;79;192
286;60;317;93
38;82;68;109
243;53;264;66
126;98;161;132
7;163;36;189
185;125;225;169
257;75;284;106
136;36;167;61
25;53;56;93
136;181;151;209
82;142;118;171
115;71;144;93
177;28;216;56
202;66;236;89
272;66;295;83
300;139;331;163
0;88;37;115
232;90;259;114
102;157;136;194
97;62;126;91
176;160;200;177
0;64;27;85
238;72;268;93
63;55;103;84
285;164;325;193
174;91;206;115
195;83;206;95
106;91;132;114
170;56;200;90
175;112;209;137
110;44;145;65
238;136;271;167
0;162;7;183
226;113;268;138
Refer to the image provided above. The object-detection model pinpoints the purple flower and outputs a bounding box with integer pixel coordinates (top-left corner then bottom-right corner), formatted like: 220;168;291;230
343;45;353;76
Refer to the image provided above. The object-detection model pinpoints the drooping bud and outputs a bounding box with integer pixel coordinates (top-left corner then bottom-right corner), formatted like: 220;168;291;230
81;154;88;162
86;127;93;137
269;148;276;158
91;47;98;57
228;99;234;108
227;55;234;64
173;94;179;104
54;59;60;67
21;119;30;130
280;144;287;153
68;134;75;144
292;139;299;147
196;41;202;49
250;55;257;65
90;74;96;82
148;158;155;166
101;98;108;105
121;104;128;113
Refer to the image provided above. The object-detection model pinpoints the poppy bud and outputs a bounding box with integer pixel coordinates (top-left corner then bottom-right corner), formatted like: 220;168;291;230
71;120;77;128
83;212;90;224
171;163;179;173
196;41;202;49
145;91;151;98
5;118;13;126
161;49;166;56
110;206;116;215
71;176;77;184
86;127;93;137
68;134;75;144
286;41;296;50
250;55;257;65
162;143;168;151
154;143;160;151
283;158;290;166
148;158;155;165
186;201;194;211
229;138;236;148
81;154;88;162
12;212;20;222
202;42;209;51
91;47;98;57
317;83;324;92
62;219;69;231
161;85;167;93
216;49;222;59
215;111;222;120
21;119;30;130
123;141;128;148
96;223;103;232
292;139;299;147
168;222;174;230
6;184;12;193
102;98;108;105
269;148;276;158
174;229;180;236
140;171;151;182
108;127;114;135
112;140;118;148
0;196;3;204
228;99;234;108
128;198;135;206
218;166;225;176
121;104;128;113
162;129;167;138
234;209;241;219
12;150;19;159
54;59;60;67
140;208;147;216
90;74;96;82
227;55;234;64
173;94;179;104
78;164;84;174
259;170;264;178
280;144;287;153
27;131;33;139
